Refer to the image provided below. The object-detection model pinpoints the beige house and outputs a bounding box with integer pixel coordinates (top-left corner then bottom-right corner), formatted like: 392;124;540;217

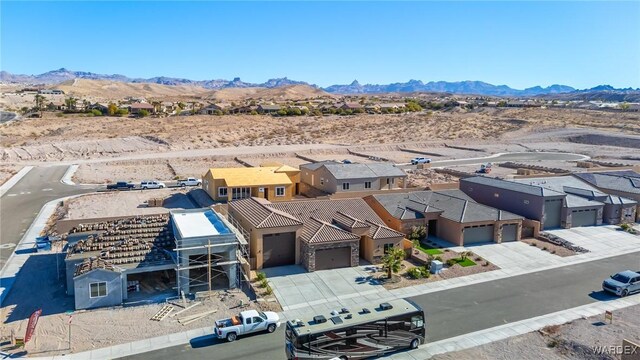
300;162;407;195
228;197;405;271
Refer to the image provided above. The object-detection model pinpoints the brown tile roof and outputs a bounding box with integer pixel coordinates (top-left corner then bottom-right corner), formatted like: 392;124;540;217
301;217;360;244
365;220;405;240
74;257;118;277
230;198;303;229
332;211;370;229
268;198;385;226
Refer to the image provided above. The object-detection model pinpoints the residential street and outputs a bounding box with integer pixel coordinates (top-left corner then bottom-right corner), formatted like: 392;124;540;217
121;251;640;360
0;166;96;269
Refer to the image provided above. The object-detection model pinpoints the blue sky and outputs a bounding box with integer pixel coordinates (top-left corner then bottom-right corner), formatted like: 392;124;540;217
2;1;639;89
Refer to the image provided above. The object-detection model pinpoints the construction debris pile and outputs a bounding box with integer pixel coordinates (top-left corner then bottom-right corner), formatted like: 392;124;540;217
67;215;174;272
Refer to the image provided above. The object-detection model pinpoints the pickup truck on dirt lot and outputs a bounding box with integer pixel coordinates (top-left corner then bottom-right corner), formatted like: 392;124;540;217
215;310;281;342
602;270;640;297
106;181;135;190
177;177;202;187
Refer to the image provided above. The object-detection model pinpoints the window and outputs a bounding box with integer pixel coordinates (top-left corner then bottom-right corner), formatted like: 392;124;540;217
253;316;264;323
218;187;228;197
246;317;252;324
342;183;350;190
391;178;395;184
231;187;251;200
411;315;424;329
276;186;285;197
320;178;324;185
90;282;107;298
386;178;390;185
364;181;372;189
384;243;394;253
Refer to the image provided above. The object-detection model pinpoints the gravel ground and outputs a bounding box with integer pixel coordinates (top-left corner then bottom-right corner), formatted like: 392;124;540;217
64;188;198;220
405;168;459;188
432;303;640;360
521;238;577;257
0;164;20;185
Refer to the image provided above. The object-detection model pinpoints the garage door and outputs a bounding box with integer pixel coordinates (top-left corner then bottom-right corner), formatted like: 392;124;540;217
571;209;598;227
315;247;351;271
501;224;518;242
263;232;296;268
463;225;494;244
543;199;563;230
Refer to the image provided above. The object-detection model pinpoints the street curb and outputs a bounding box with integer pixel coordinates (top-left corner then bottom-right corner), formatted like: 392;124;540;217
60;165;79;185
0;166;34;197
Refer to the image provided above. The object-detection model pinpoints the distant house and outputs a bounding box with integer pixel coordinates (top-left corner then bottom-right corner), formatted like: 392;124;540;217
161;101;175;113
89;103;109;114
39;89;65;95
46;101;66;111
573;171;640;221
300;161;407;195
200;103;232;115
340;102;363;110
129;102;154;115
379;103;406;111
258;104;282;114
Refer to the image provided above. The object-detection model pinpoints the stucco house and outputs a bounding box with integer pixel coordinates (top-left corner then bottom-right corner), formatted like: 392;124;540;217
573;171;640;221
228;197;405;271
460;176;618;230
202;165;300;202
300;162;407;195
365;190;524;246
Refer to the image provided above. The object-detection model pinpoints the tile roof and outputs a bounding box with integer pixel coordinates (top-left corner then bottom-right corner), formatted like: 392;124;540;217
372;191;523;223
74;257;118;277
365;220;404;239
332;211;371;229
301;217;360;244
462;176;565;197
299;161;341;171
573;172;640;195
268;198;386;226
564;194;604;208
207;166;297;187
229;198;303;229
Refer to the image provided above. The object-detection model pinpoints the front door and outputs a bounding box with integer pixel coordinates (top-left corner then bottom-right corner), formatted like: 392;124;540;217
264;188;269;200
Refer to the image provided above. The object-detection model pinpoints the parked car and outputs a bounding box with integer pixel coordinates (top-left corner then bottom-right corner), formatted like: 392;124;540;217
602;270;640;297
140;180;166;189
215;310;281;342
411;157;432;165
106;181;135;190
177;177;202;187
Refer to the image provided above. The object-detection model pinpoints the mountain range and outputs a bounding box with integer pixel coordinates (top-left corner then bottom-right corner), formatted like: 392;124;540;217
1;68;638;97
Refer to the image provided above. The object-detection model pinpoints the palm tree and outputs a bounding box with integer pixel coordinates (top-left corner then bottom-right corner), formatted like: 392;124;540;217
65;97;77;111
34;94;46;114
460;251;472;262
382;247;406;279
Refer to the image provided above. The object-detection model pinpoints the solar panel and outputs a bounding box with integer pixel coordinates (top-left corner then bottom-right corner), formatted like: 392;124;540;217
330;316;343;325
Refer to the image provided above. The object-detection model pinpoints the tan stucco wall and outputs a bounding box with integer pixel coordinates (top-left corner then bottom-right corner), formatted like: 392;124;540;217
203;171;297;202
360;235;404;264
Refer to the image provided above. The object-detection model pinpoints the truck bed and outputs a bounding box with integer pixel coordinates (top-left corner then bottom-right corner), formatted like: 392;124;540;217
215;316;241;328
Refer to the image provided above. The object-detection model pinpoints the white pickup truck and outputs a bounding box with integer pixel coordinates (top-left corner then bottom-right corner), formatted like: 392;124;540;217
215;310;281;342
177;177;202;187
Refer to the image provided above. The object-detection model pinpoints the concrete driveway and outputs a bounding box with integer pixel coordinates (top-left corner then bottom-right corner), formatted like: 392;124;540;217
545;225;640;253
465;241;565;271
262;265;393;311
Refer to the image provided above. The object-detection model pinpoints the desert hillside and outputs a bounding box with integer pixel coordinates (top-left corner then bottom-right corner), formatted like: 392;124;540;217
53;79;211;100
205;84;335;102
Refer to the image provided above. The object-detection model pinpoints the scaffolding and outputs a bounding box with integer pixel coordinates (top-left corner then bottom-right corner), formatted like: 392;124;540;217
173;207;250;297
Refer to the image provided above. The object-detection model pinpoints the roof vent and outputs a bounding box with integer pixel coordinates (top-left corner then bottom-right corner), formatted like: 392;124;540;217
313;315;327;324
340;307;350;314
345;314;353;319
296;320;305;327
360;308;371;314
380;302;393;311
330;310;339;316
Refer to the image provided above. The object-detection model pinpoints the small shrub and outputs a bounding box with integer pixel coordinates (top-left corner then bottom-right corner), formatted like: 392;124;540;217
90;109;102;116
56;112;64;117
542;246;548;251
530;242;537;247
483;261;489;267
444;249;450;252
256;272;267;281
435;256;443;262
407;267;423;279
173;175;180;180
264;285;273;295
474;257;482;261
446;258;458;267
551;250;556;254
259;279;268;288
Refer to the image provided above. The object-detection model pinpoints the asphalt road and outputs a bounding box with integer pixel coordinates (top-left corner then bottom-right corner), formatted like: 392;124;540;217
0;166;96;269
0;111;17;124
397;152;588;170
121;251;640;360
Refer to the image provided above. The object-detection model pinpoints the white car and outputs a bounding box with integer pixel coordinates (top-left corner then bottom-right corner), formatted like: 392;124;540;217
140;180;166;189
411;157;432;165
177;177;202;187
215;310;281;342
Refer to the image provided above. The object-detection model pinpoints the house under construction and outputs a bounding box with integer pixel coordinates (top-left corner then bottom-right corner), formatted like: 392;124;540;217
64;209;248;310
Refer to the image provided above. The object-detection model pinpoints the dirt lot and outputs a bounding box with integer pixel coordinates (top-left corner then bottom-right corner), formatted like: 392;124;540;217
63;188;198;220
432;303;640;360
0;164;21;185
2;107;639;164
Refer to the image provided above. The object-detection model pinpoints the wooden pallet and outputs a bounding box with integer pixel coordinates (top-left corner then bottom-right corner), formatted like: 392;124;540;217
150;305;174;321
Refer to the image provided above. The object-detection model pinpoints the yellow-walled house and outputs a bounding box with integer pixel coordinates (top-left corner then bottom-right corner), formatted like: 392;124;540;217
202;164;300;202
